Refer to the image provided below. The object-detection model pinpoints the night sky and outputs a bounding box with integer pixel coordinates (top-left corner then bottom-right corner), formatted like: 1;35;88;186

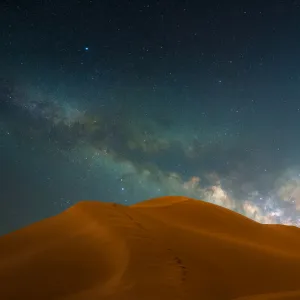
1;0;300;235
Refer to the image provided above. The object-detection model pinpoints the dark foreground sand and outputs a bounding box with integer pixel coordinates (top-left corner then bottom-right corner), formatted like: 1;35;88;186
0;196;299;300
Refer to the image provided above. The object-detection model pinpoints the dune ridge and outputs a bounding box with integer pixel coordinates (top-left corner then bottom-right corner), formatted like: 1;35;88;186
0;196;299;300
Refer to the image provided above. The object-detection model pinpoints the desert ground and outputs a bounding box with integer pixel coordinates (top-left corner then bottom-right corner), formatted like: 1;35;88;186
0;196;299;300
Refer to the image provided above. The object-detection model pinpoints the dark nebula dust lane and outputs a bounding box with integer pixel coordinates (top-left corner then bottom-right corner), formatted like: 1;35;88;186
0;0;300;234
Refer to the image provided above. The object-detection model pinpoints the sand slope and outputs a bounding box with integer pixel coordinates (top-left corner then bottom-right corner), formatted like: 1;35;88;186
0;196;299;300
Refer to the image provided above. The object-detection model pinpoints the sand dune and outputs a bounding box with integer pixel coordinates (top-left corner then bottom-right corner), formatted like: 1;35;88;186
0;196;299;300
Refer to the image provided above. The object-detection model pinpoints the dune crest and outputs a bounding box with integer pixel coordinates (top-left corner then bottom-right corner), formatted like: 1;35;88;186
0;196;299;300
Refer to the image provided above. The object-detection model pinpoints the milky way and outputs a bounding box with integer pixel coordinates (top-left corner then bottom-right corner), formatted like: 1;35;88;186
1;77;299;233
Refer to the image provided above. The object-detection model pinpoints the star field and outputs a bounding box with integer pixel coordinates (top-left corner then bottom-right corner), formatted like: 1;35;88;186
0;0;300;234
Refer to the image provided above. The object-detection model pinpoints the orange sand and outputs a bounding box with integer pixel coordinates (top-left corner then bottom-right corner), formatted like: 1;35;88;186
0;196;299;300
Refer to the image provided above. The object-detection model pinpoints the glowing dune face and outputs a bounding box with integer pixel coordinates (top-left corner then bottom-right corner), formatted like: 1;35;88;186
0;198;300;300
